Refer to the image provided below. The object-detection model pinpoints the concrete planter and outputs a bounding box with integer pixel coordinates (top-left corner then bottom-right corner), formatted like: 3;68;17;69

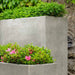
0;16;68;75
0;62;56;75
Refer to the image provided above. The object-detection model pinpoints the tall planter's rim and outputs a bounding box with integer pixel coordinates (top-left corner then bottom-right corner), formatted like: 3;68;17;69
0;62;56;67
0;16;67;21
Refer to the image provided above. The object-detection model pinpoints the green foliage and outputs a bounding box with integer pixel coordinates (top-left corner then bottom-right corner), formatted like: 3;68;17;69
0;43;54;65
66;0;75;4
72;0;75;3
0;0;41;12
0;2;66;20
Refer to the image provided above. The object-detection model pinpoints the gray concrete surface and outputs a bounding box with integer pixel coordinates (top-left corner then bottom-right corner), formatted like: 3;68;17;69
46;17;68;75
0;16;68;75
0;16;46;47
0;62;56;75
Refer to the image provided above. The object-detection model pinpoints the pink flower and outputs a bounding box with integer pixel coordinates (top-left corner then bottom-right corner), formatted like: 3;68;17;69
10;50;16;54
1;56;3;60
6;48;11;52
29;51;32;54
1;61;4;62
25;56;31;61
29;49;32;51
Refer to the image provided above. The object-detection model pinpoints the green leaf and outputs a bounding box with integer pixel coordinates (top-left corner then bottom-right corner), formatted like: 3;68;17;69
12;0;15;5
25;0;29;3
0;4;2;9
3;4;6;8
34;0;38;4
31;0;34;3
8;2;12;9
3;0;6;3
72;0;75;4
6;0;8;4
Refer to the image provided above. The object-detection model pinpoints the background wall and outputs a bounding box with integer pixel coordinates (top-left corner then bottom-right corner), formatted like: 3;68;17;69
0;16;68;75
42;0;75;75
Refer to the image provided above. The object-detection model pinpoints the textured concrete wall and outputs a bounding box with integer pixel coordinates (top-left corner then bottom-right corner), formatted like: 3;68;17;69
0;17;46;47
0;63;56;75
45;17;68;75
0;16;68;75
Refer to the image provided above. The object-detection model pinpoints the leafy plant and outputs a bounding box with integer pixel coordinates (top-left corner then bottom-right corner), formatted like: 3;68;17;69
0;2;66;20
0;0;41;12
66;0;75;4
0;43;54;65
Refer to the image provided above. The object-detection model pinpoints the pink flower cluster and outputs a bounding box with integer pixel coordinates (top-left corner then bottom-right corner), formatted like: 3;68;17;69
29;49;33;54
1;56;4;63
1;56;3;60
25;56;31;61
10;49;16;54
6;48;11;52
6;48;16;54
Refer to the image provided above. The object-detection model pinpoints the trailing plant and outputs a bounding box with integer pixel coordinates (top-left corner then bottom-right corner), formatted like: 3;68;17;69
0;0;41;12
0;43;54;65
0;2;66;20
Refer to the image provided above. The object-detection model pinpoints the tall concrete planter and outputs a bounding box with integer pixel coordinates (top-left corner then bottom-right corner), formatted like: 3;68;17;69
0;16;68;75
0;63;56;75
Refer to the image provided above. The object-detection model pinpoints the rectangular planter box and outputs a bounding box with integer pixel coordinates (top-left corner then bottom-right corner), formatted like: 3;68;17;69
0;16;68;75
0;62;56;75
